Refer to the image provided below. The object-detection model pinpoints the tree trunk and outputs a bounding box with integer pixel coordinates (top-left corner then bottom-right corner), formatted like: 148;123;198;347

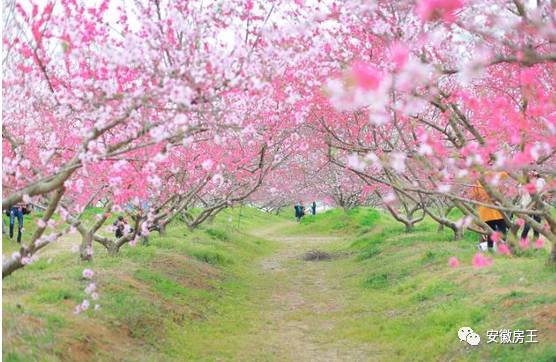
548;238;556;267
404;222;414;232
158;223;166;236
107;242;119;256
80;234;93;261
452;226;463;241
437;223;444;232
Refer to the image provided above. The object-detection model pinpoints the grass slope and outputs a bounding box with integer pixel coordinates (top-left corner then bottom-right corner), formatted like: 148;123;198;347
2;207;278;361
297;207;556;361
3;206;556;361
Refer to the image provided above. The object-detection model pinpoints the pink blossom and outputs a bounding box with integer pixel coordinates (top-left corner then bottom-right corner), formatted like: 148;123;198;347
491;232;502;243
534;238;544;249
524;183;538;194
472;252;493;269
390;43;409;71
350;61;382;91
202;159;214;171
84;283;96;295
437;184;451;193
390;152;406;173
498;243;512;256
416;0;465;23
91;292;99;301
383;192;396;204
519;238;530;250
82;268;94;279
515;218;525;227
81;299;90;311
245;0;253;11
347;153;365;171
448;256;460;268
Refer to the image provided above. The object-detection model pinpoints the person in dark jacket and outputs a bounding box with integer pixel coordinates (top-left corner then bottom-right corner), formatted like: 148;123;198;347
311;201;317;215
113;216;126;238
294;201;304;222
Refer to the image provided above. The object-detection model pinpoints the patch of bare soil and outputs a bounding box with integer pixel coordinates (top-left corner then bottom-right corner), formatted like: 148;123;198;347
303;250;332;261
57;318;136;362
531;303;556;341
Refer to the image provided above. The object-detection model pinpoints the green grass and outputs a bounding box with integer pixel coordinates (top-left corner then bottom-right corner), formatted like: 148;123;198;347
281;207;381;236
3;206;556;361
315;208;556;361
2;207;279;361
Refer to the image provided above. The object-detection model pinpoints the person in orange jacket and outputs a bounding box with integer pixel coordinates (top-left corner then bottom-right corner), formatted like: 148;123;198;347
470;172;509;249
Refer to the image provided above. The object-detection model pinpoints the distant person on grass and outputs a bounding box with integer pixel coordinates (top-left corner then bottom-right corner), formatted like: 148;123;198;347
311;201;316;215
294;201;304;222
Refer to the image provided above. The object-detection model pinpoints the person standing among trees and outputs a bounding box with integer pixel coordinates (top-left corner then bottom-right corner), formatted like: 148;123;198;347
8;202;27;243
311;201;317;215
471;171;509;250
113;216;127;238
520;171;545;242
294;201;304;222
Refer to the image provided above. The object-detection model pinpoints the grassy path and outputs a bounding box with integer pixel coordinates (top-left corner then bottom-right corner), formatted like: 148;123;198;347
239;220;377;361
4;208;555;361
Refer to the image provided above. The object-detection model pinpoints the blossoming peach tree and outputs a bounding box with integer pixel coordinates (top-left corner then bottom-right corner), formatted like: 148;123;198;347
299;0;556;264
3;0;556;297
2;0;294;281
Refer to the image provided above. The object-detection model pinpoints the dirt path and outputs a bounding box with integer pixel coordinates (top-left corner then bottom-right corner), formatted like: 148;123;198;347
247;221;378;361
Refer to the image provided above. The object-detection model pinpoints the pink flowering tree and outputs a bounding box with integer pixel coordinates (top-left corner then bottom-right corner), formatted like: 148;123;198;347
2;0;293;276
289;0;556;259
